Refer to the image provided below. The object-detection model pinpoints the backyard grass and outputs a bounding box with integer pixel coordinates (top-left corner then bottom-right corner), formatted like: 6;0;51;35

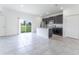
21;24;31;33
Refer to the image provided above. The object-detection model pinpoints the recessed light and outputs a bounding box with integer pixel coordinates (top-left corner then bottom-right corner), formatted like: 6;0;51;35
46;12;50;14
20;5;24;8
60;7;63;10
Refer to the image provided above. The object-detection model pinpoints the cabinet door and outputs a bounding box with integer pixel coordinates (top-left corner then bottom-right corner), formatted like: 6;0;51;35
54;15;63;24
0;14;5;36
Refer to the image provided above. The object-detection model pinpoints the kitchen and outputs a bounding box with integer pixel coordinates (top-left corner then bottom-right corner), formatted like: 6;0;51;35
37;12;63;39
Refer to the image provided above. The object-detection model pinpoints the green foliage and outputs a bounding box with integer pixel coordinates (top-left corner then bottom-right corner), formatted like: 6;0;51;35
21;24;31;33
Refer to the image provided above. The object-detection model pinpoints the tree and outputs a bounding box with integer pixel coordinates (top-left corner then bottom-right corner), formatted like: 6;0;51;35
28;22;31;25
23;20;26;25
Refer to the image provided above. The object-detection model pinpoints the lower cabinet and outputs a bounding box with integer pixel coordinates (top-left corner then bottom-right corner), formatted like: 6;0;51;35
53;28;63;36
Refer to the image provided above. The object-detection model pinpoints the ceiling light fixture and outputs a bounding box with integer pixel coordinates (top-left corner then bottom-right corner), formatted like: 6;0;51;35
55;4;63;10
60;7;63;10
20;5;24;8
46;12;50;15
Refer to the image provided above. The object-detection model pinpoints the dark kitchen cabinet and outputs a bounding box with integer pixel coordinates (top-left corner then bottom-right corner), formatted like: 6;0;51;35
53;28;63;36
43;18;49;24
43;17;54;24
54;15;63;24
43;15;63;24
42;14;63;36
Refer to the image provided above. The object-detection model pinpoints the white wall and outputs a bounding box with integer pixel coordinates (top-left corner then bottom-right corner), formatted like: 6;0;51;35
63;9;79;39
0;8;42;36
32;17;42;33
3;10;18;36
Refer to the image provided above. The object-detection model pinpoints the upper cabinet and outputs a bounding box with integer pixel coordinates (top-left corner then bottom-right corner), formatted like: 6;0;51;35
43;14;63;24
54;15;63;24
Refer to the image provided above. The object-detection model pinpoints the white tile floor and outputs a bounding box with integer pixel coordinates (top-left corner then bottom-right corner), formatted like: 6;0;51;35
0;33;79;55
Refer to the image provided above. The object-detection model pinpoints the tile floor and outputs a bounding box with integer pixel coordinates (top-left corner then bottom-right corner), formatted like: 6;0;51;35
0;33;79;55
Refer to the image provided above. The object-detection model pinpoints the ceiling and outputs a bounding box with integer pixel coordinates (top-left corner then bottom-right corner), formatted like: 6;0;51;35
0;4;79;17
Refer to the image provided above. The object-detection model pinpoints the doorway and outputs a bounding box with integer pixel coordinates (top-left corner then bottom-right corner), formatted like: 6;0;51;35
0;13;6;36
19;18;32;33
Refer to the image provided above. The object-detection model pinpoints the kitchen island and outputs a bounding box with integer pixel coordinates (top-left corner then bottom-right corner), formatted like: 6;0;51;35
36;28;49;39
